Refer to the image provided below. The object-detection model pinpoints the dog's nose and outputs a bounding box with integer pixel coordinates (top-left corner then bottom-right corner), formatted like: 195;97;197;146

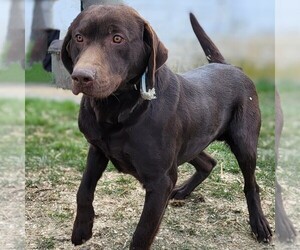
71;68;95;85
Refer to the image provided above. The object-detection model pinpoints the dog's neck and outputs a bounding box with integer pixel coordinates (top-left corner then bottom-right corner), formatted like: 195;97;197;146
87;65;172;126
87;82;148;126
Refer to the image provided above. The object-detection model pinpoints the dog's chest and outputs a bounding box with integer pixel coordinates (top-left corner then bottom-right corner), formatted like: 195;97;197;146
87;126;138;176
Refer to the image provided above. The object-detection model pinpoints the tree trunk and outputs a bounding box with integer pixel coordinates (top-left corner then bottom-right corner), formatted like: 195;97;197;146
28;0;56;67
5;0;24;65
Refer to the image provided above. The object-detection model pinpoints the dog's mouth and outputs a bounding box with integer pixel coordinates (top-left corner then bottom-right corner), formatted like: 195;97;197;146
71;65;124;98
71;82;84;95
72;79;121;99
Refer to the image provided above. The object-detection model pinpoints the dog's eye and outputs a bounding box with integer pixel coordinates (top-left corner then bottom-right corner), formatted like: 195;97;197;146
112;35;123;44
75;34;84;43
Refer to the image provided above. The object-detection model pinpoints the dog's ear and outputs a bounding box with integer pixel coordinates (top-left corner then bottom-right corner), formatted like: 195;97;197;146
61;29;74;74
143;22;168;91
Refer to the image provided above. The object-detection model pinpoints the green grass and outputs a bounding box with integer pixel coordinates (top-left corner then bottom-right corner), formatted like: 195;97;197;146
25;99;86;184
49;210;73;222
0;63;24;82
0;98;25;163
276;81;300;187
36;236;55;249
0;98;25;125
257;88;275;187
101;174;138;196
25;63;52;83
25;99;117;177
0;57;52;83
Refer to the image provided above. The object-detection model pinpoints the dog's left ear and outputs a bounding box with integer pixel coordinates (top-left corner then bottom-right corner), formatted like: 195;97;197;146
143;22;168;92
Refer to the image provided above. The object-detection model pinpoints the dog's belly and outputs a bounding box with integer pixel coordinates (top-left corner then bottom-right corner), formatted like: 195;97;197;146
176;110;229;165
177;134;215;165
110;157;139;178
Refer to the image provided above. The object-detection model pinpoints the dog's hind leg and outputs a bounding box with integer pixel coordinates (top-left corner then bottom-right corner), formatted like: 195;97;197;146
171;151;216;200
226;109;272;242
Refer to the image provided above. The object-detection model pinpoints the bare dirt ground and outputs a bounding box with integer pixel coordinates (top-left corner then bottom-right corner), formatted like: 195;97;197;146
26;165;280;250
1;165;24;249
0;116;25;249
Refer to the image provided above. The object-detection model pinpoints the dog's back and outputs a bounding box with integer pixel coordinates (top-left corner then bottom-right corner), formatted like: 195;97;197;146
181;12;258;106
179;12;258;100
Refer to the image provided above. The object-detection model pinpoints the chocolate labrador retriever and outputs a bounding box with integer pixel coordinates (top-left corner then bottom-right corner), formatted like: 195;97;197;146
61;4;272;249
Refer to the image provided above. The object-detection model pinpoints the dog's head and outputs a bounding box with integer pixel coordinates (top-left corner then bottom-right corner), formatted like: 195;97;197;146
61;5;168;99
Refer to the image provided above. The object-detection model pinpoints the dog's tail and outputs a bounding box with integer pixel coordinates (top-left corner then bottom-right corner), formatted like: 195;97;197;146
190;13;227;65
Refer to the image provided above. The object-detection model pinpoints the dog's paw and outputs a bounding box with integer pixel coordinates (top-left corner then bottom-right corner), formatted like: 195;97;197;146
276;213;297;242
170;186;189;200
71;215;94;245
71;227;92;245
250;214;272;243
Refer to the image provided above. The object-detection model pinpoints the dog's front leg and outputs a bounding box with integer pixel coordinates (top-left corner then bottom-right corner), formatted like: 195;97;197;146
72;145;108;246
130;172;176;250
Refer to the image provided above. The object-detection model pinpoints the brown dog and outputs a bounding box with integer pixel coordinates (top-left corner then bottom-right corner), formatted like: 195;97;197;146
61;5;272;249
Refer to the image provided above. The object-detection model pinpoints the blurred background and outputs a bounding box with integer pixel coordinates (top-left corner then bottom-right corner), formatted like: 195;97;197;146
1;0;277;79
0;0;298;76
25;0;276;77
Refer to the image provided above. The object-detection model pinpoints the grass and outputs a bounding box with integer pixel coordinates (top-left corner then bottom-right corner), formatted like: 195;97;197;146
0;63;25;82
275;81;300;249
0;98;25;125
25;63;52;83
36;236;55;249
25;99;86;187
277;81;300;186
0;98;25;249
0;62;52;83
0;98;25;167
25;82;276;249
